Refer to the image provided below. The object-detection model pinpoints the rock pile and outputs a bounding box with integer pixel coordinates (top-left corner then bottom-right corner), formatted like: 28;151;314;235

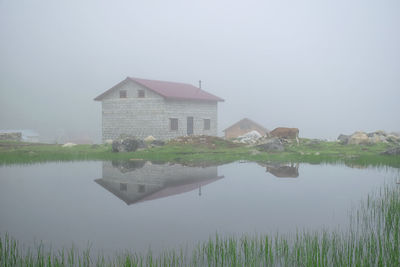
338;131;400;145
231;129;300;151
112;137;146;152
109;135;166;152
235;130;262;144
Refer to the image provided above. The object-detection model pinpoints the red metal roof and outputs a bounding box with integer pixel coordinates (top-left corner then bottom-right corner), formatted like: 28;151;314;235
94;77;224;102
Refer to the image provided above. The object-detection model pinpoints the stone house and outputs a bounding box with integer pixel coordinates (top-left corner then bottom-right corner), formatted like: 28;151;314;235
94;77;224;141
223;118;269;139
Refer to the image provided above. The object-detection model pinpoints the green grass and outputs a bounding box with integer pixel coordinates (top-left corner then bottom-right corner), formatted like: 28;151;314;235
0;139;399;168
1;183;399;266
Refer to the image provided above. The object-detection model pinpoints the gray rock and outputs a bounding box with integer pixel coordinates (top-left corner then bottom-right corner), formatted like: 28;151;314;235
380;147;400;156
111;140;120;152
337;134;350;144
257;138;284;152
137;140;147;149
386;135;400;144
306;139;321;145
151;140;165;146
112;137;142;152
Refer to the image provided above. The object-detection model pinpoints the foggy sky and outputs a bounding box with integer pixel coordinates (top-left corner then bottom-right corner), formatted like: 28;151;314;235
1;0;399;142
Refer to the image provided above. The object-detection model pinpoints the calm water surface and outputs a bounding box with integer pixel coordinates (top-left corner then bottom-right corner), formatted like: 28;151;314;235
0;161;397;255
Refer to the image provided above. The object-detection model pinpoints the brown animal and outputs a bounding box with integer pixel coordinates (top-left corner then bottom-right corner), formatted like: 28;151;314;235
270;127;299;139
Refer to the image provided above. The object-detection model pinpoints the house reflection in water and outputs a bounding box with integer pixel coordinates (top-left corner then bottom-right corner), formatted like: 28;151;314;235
95;161;223;205
259;162;300;178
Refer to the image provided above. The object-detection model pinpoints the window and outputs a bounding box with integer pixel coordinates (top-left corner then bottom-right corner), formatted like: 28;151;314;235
120;183;127;191
138;90;145;98
170;118;178;131
138;184;145;193
119;90;127;98
204;119;211;130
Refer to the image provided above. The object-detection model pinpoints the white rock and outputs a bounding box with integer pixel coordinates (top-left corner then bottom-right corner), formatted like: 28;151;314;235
144;135;156;142
62;142;77;147
237;130;262;144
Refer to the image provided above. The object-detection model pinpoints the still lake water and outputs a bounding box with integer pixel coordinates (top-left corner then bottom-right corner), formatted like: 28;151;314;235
0;161;398;255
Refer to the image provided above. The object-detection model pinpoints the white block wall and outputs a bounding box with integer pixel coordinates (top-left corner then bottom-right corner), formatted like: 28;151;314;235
100;80;219;141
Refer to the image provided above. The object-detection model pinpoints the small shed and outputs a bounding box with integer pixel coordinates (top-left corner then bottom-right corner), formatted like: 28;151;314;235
223;118;268;139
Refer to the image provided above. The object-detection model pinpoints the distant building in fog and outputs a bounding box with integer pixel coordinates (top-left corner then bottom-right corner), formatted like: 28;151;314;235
223;118;269;139
94;77;224;142
0;129;39;142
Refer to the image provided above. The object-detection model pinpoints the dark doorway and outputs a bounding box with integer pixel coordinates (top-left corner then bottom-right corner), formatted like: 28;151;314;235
187;117;194;135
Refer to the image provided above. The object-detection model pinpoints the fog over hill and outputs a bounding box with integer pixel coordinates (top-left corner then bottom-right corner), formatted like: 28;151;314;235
1;0;399;143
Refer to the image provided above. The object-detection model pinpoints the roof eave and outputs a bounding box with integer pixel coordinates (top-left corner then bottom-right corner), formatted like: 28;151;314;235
93;78;130;101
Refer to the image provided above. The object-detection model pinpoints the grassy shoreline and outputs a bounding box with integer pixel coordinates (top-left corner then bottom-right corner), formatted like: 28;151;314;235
0;139;400;168
1;183;399;266
0;139;399;168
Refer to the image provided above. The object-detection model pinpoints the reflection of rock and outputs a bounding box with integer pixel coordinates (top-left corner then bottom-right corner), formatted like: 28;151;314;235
95;161;223;205
260;162;299;178
111;160;146;173
345;163;368;169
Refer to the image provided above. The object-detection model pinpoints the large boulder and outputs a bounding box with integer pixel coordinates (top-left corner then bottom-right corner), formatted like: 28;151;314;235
368;134;386;144
348;132;370;145
337;134;350;144
380;147;400;156
112;137;144;152
270;127;299;139
144;135;156;142
257;138;284;152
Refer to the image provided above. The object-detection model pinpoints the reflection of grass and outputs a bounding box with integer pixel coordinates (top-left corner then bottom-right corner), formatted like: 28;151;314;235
1;184;399;266
0;139;399;168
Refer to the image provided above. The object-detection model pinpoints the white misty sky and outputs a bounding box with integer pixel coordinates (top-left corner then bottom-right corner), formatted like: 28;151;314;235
0;0;399;142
